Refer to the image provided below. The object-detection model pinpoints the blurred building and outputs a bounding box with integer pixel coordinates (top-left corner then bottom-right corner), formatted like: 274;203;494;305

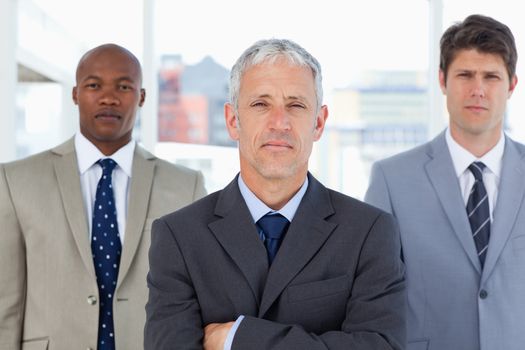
158;55;232;146
323;71;428;198
332;70;428;157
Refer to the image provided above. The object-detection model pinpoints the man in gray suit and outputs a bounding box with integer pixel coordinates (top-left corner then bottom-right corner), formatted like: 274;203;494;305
145;39;406;350
366;14;524;350
0;44;206;349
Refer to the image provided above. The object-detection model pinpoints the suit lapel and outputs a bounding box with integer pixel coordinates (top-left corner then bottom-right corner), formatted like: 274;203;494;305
258;175;337;317
208;178;269;305
117;146;155;286
425;133;482;274
482;137;525;282
53;139;95;277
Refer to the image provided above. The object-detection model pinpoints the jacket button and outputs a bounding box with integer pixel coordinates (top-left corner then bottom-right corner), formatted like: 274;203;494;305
479;289;488;299
87;295;97;305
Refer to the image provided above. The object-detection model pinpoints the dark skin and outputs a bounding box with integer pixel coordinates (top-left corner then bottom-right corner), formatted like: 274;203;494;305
72;44;146;156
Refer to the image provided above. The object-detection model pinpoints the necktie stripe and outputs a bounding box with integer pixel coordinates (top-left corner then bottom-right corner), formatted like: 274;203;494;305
470;162;484;175
472;217;490;237
468;194;488;217
478;245;489;256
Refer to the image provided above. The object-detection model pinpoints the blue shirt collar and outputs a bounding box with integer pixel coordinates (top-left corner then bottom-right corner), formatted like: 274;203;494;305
237;174;308;223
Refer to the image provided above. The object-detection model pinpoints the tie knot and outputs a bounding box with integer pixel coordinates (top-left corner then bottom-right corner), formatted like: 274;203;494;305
98;158;118;175
257;213;290;240
468;161;486;181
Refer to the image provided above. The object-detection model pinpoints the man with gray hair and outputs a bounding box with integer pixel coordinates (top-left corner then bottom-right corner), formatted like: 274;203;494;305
145;39;406;350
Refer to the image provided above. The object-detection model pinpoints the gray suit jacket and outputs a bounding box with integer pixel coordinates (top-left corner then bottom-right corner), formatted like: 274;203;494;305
365;131;525;350
0;138;206;350
145;173;406;350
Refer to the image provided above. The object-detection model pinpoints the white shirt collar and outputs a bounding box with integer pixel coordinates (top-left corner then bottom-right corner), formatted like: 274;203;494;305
445;127;504;178
74;132;135;177
237;174;309;223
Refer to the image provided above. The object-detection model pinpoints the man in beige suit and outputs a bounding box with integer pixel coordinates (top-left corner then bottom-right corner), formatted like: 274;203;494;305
0;44;206;349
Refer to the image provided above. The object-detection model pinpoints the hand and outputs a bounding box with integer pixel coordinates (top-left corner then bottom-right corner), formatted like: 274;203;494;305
203;322;234;350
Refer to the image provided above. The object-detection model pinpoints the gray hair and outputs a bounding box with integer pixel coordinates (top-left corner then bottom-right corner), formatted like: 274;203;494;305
229;38;323;113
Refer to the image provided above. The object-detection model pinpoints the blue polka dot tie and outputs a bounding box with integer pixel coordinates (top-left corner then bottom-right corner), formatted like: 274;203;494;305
466;161;491;268
256;213;290;264
91;158;121;349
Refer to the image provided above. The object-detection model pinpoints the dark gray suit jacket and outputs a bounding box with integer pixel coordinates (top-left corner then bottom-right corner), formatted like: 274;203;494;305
145;174;406;349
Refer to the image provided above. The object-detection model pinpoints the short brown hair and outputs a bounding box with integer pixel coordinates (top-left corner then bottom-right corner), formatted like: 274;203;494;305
440;14;517;83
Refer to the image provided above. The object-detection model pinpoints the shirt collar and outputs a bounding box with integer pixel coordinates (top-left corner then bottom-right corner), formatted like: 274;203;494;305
445;127;504;178
75;132;135;177
237;174;309;223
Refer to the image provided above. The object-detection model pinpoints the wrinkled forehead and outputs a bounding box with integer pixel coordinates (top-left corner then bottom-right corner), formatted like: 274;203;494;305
239;61;317;102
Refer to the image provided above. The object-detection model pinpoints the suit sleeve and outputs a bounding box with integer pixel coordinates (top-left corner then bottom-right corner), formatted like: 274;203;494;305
365;162;394;214
144;218;203;350
232;212;406;350
0;165;25;349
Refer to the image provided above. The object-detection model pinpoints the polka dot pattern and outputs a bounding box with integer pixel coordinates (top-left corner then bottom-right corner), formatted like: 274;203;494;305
91;158;121;350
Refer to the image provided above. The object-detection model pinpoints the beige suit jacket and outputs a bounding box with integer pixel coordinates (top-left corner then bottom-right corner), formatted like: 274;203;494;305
0;138;206;350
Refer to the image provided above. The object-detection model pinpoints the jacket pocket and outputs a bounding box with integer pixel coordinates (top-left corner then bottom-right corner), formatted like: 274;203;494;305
511;234;525;252
287;274;349;303
407;339;429;350
22;338;49;350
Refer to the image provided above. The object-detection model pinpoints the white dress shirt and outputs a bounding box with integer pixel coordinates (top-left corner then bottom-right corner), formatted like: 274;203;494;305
445;128;504;221
75;132;135;244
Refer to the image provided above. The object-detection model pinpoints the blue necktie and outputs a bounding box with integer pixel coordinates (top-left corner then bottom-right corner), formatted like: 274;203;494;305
466;161;490;267
91;158;121;349
256;213;290;264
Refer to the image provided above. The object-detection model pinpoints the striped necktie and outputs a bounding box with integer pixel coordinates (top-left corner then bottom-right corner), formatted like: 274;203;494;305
466;161;490;267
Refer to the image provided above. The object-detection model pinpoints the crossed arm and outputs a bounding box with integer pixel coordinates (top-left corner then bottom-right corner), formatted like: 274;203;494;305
145;213;406;350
